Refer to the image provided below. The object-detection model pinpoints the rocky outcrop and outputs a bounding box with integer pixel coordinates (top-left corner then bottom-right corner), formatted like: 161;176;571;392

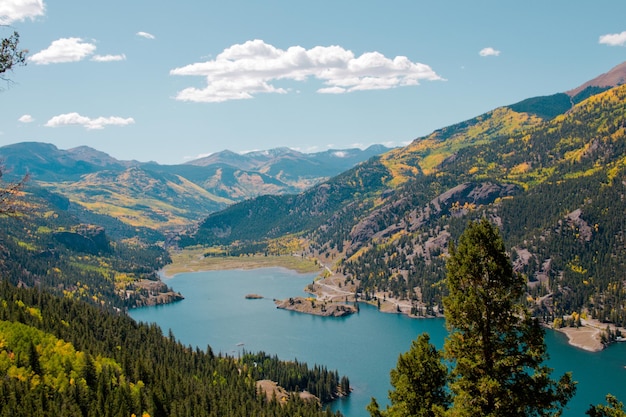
130;279;184;307
564;208;593;242
256;380;320;404
346;181;518;256
53;224;110;254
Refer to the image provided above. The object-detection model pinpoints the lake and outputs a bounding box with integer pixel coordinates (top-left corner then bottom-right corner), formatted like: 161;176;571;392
129;268;626;417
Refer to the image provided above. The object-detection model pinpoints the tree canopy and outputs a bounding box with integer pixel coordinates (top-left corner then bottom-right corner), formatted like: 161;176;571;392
588;395;626;417
1;31;27;84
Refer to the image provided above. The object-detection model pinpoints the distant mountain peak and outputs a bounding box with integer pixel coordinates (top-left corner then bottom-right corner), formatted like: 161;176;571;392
66;146;123;167
185;145;391;169
245;146;294;155
566;61;626;97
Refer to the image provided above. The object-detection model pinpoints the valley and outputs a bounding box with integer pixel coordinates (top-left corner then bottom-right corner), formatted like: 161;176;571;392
7;2;626;415
2;59;626;416
5;62;626;340
176;63;626;346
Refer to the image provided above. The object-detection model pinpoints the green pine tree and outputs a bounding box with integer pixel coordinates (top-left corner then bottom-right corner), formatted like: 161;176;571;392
367;333;449;417
444;218;576;416
369;219;577;417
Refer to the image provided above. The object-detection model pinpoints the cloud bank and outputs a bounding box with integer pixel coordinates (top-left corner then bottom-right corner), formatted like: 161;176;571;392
0;0;44;24
170;39;443;103
479;47;500;57
599;31;626;46
45;112;135;130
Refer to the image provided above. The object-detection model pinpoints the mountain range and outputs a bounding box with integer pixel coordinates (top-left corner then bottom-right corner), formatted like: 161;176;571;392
0;142;390;230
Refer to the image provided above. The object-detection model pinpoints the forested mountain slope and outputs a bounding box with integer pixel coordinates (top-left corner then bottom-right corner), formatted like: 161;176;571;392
184;78;626;326
0;283;346;416
180;89;576;248
0;185;179;309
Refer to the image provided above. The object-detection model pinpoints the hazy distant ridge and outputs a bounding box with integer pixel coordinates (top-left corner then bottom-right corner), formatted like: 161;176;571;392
0;142;391;229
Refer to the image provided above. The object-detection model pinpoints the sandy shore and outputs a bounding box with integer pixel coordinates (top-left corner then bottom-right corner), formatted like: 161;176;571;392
553;318;623;352
555;325;604;352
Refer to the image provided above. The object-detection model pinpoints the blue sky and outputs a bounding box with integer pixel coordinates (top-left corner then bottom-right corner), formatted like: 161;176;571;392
1;0;626;165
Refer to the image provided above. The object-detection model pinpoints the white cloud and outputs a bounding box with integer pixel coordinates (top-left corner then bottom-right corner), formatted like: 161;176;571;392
136;31;155;40
29;38;97;65
479;47;500;57
18;114;34;123
318;86;347;94
599;31;626;46
91;54;126;62
0;0;44;24
170;39;443;103
45;112;135;130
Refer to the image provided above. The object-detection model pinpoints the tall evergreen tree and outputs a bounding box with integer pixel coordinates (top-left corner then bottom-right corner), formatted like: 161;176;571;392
444;218;575;416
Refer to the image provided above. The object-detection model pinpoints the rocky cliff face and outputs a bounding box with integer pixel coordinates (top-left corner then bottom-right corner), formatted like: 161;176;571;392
346;182;518;256
53;225;110;254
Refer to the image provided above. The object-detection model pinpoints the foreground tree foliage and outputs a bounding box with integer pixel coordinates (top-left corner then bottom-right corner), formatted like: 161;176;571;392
1;31;27;85
369;219;576;417
367;333;448;417
444;219;576;416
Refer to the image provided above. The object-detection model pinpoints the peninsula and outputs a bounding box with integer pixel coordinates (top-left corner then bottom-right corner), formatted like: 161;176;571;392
275;297;356;317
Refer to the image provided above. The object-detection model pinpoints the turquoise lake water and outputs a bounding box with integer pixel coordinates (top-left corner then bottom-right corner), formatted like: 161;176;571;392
129;268;626;417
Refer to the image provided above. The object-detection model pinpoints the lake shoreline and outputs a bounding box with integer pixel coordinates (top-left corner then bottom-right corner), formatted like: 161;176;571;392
549;319;625;352
160;251;619;353
548;323;604;352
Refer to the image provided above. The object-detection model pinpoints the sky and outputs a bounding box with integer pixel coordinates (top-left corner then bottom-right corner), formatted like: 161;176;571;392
1;0;626;165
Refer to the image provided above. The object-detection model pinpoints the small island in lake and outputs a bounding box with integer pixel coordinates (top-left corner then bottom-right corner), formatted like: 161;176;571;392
275;297;357;317
245;294;264;299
